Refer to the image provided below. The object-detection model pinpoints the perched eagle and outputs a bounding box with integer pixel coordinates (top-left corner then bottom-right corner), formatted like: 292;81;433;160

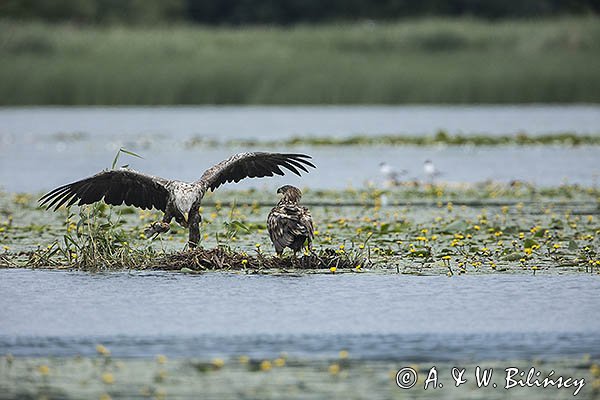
267;185;314;256
40;152;315;248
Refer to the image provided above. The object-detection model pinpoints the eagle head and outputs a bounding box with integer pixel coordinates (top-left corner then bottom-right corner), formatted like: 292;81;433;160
276;185;302;203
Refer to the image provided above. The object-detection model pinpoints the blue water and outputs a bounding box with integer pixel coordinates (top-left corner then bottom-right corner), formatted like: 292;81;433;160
1;105;599;192
1;270;598;361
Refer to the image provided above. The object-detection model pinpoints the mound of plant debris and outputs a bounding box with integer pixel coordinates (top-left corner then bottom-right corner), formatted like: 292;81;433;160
0;245;368;273
148;247;367;272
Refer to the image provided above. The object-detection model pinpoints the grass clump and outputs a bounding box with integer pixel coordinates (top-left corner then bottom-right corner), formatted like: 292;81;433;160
61;204;159;270
18;203;159;271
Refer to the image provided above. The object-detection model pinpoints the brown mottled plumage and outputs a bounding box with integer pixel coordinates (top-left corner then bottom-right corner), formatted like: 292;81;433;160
267;185;314;256
40;152;315;248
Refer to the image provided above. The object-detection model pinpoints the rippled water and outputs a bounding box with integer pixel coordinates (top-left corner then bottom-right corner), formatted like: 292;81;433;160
0;106;599;192
1;270;599;361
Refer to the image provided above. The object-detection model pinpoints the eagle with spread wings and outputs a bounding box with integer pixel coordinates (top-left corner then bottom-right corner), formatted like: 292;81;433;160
267;185;314;256
40;152;315;248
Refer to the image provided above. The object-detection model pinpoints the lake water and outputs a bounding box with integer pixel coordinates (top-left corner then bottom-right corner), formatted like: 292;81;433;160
1;269;599;361
1;105;599;192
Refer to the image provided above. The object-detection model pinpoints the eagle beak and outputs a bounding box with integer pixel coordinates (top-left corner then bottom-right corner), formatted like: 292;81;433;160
183;212;189;223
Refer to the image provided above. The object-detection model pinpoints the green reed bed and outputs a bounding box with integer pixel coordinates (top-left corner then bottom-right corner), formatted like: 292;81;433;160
0;183;598;275
1;17;599;105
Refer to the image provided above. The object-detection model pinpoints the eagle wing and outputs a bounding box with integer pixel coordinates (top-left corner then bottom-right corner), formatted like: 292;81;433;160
39;169;171;212
300;206;314;240
199;152;315;191
267;204;314;251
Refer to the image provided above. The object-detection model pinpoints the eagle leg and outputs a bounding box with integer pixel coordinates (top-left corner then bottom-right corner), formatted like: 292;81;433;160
188;209;202;249
274;244;284;257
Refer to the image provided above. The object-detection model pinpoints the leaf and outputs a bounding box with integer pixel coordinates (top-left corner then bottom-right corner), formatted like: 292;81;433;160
568;240;578;250
111;148;144;170
63;234;81;250
441;219;468;233
502;225;519;234
534;229;545;238
409;246;431;258
503;252;522;261
523;238;538;249
230;220;250;233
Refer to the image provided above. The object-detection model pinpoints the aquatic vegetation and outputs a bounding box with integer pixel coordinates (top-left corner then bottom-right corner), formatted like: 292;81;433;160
186;131;600;149
0;183;598;275
151;246;367;272
1;353;598;400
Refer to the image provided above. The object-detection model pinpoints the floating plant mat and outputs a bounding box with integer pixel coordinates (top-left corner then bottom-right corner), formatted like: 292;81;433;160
2;247;364;273
0;184;599;275
185;131;600;148
0;355;597;400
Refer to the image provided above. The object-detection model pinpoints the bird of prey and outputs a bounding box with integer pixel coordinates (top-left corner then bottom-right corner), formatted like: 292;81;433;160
267;185;314;256
40;152;315;248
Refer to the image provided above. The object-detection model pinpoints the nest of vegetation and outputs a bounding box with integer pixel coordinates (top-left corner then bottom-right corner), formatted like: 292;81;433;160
2;241;367;272
148;247;365;272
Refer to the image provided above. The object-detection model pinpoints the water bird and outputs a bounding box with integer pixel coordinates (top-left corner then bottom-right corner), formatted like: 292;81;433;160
267;185;314;256
423;159;441;183
40;152;315;248
379;162;407;187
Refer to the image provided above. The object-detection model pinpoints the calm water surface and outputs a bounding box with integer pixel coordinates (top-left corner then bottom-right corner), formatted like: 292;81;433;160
1;270;598;361
0;106;599;191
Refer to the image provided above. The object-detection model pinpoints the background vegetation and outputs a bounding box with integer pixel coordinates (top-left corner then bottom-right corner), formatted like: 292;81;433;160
2;0;599;25
1;17;599;105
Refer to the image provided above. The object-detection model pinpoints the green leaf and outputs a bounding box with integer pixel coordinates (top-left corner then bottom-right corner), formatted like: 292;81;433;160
119;148;144;159
231;221;250;233
523;238;538;249
503;252;522;261
534;229;545;238
112;148;144;169
441;219;468;233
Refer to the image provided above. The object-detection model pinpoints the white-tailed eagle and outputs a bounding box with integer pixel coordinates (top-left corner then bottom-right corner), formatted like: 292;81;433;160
267;185;314;256
40;152;315;247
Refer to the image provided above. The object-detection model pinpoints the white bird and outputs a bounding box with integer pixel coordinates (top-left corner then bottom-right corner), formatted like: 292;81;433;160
379;162;407;187
423;159;441;183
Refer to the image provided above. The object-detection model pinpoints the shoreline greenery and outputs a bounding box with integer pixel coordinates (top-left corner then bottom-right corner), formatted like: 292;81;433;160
1;17;599;105
2;0;599;25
